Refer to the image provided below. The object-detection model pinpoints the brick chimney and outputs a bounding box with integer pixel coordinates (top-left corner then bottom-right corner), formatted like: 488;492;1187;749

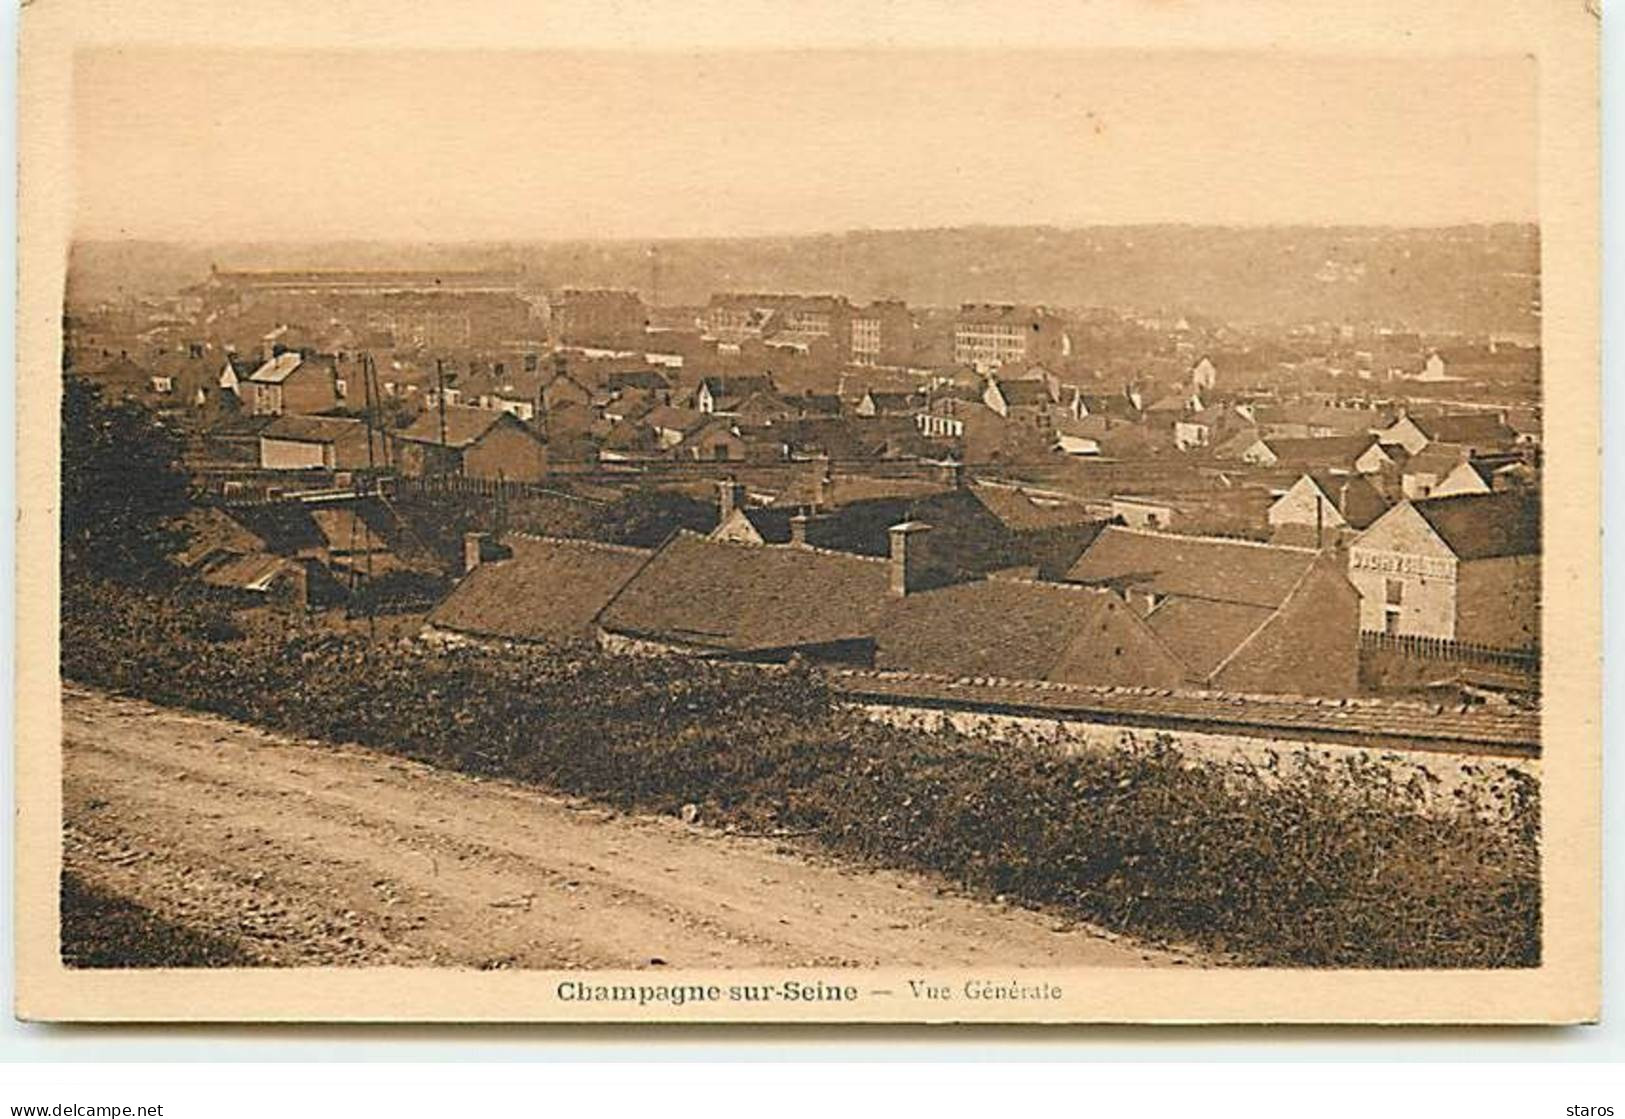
790;514;811;548
887;521;933;597
463;531;490;575
934;459;965;489
717;479;746;523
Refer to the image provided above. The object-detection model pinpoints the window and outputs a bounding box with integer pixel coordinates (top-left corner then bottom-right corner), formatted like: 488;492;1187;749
1385;578;1404;605
1384;608;1401;635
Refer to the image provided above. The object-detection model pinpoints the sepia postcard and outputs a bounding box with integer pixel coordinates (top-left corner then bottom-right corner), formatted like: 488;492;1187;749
13;0;1601;1023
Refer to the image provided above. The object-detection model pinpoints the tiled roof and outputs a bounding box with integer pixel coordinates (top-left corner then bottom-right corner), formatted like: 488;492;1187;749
1402;441;1468;478
262;415;366;444
598;531;889;653
1064;526;1319;609
970;482;1101;532
643;405;709;434
1304;472;1392;529
429;535;652;643
1412;492;1540;560
1415;413;1516;447
873;579;1136;683
994;380;1055;407
1145;597;1273;677
1261;435;1379;468
395;404;512;448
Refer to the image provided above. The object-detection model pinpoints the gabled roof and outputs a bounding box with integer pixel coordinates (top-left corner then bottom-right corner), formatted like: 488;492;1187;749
872;579;1145;683
1144;597;1274;678
429;536;652;643
1146;391;1197;413
395;404;521;448
1411;492;1540;560
969;482;1100;532
247;352;307;384
1413;413;1516;447
605;368;672;392
862;389;925;410
992;379;1055;407
1214;427;1264;458
597;531;888;653
1302;471;1392;529
644;404;710;434
261;414;366;445
1402;441;1468;477
698;374;776;400
1064;526;1320;609
1261;434;1380;468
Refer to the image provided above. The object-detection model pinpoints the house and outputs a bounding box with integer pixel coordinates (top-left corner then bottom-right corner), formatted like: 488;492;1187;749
258;415;376;471
1238;434;1392;474
695;374;777;414
596;527;1181;688
981;376;1059;429
1190;355;1218;391
243;352;339;416
682;417;747;462
1347;491;1540;649
642;404;710;448
540;372;593;412
1377;412;1518;456
1145;388;1202;416
1427;455;1498;499
1054;417;1104;456
1267;473;1393;548
855;389;924;417
1108;495;1180;531
172;507;339;608
390;405;548;482
732;390;800;427
707;477;1029;582
1063;527;1362;696
597;530;893;663
604;368;673;398
426;534;652;644
1254;403;1383;440
1398;442;1473;499
1505;408;1541;448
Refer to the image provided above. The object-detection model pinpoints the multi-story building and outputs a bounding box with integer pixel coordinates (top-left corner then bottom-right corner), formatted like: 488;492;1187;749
550;288;647;347
850;300;912;366
199;267;537;350
1347;491;1540;649
703;293;852;358
953;303;1069;372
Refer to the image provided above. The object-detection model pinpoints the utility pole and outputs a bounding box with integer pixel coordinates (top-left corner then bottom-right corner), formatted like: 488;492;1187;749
360;351;378;474
436;357;449;453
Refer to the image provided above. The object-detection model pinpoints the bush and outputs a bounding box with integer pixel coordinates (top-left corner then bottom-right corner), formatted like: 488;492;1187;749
61;579;1540;968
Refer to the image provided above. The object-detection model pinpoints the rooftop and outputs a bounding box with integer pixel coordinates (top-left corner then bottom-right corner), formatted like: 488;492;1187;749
429;535;652;643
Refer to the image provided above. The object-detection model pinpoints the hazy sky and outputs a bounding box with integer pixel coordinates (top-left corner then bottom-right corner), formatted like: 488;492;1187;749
73;49;1538;241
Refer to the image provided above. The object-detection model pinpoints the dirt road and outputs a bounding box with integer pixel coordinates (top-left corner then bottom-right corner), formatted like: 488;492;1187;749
62;687;1187;969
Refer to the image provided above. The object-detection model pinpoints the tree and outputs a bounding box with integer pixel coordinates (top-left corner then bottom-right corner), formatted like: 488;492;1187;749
60;376;192;583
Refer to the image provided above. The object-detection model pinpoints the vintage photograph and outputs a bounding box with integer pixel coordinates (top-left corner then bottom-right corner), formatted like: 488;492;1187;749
13;2;1601;1025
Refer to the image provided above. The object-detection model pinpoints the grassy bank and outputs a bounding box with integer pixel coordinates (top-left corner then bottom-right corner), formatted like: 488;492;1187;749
61;579;1540;968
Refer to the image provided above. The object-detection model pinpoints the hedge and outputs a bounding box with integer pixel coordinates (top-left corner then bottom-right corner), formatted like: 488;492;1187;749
60;580;1540;968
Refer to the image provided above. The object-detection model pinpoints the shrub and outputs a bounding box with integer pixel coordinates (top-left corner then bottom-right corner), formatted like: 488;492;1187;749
61;579;1539;968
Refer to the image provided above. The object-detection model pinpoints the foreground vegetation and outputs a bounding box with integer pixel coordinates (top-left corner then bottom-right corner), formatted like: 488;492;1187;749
61;580;1540;969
